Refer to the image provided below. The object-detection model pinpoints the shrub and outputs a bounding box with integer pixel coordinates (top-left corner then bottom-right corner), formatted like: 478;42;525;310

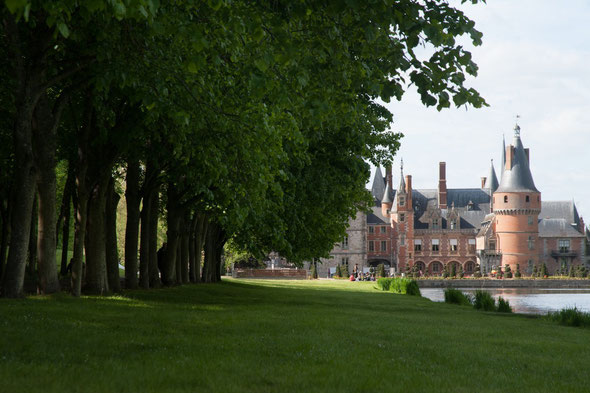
451;264;457;278
569;266;575;277
473;290;496;311
514;264;521;278
335;264;342;278
458;265;464;278
541;263;548;278
473;264;482;278
504;264;512;279
546;307;590;328
444;288;472;306
377;263;385;278
377;277;391;291
405;280;421;296
443;264;450;278
497;297;512;313
378;278;420;296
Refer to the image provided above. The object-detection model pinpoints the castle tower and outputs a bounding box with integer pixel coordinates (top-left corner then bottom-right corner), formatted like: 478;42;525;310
392;160;414;272
493;125;541;275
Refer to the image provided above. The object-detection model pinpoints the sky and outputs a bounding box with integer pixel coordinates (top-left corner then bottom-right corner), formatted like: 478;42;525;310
370;0;590;223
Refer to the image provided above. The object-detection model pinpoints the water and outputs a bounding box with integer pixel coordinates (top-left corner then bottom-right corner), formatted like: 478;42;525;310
421;288;590;314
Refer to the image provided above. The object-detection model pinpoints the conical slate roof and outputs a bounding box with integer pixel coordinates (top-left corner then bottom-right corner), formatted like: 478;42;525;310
370;167;386;201
397;160;406;194
381;181;393;204
496;125;539;193
483;160;499;192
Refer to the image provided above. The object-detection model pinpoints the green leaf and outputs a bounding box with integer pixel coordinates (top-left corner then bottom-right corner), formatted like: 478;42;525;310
207;0;223;11
5;0;27;14
57;22;70;38
187;62;199;74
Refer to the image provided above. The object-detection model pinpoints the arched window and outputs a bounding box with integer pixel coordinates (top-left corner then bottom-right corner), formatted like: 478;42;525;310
525;195;530;202
504;195;508;203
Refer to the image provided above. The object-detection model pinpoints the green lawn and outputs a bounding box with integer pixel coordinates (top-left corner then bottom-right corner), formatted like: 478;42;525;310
1;279;589;392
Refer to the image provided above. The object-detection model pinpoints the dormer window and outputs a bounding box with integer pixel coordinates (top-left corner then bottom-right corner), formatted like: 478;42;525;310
399;213;405;222
450;219;457;229
399;196;405;206
432;219;439;229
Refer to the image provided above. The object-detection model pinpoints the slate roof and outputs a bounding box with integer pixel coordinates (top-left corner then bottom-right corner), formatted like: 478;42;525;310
367;206;389;224
496;128;539;193
540;201;580;225
370;168;386;201
381;182;393;204
411;189;491;230
483;161;499;192
539;218;584;238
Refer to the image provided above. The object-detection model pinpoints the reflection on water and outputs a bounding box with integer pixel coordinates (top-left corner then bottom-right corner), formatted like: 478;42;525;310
421;288;590;314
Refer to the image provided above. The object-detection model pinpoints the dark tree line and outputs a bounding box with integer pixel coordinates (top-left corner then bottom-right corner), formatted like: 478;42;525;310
0;0;486;297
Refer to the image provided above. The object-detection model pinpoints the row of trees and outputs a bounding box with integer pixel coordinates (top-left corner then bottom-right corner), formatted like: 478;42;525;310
0;0;485;297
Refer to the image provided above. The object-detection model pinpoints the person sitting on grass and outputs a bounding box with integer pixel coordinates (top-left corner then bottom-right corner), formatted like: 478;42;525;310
349;274;355;281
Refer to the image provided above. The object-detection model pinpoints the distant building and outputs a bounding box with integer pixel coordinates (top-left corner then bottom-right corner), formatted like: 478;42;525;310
313;124;587;277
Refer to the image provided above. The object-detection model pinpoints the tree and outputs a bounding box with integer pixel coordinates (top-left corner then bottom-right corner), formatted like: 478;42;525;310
1;0;487;295
504;264;512;279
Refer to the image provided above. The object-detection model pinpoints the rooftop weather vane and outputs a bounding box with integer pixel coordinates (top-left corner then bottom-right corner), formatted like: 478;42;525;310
514;114;521;136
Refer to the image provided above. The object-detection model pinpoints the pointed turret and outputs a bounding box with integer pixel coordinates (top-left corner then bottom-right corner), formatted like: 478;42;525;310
398;159;406;194
370;167;386;202
496;124;538;193
381;181;393;204
483;159;499;192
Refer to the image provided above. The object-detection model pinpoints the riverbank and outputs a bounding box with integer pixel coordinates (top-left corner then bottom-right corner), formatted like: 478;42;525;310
417;278;590;288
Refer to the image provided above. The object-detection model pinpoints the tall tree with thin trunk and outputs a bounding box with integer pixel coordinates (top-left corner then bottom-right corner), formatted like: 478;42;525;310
124;159;141;289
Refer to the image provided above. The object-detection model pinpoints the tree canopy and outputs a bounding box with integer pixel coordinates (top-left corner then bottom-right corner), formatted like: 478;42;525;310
0;0;486;296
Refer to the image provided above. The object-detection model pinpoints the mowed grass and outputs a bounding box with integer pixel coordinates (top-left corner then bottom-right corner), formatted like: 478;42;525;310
1;279;590;393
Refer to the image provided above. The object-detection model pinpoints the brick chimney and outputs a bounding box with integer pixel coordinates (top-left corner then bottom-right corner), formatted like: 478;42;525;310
481;177;487;188
406;175;412;207
438;162;447;209
385;165;392;188
505;145;514;170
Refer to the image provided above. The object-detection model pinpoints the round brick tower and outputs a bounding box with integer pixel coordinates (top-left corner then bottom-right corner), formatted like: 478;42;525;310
493;125;541;276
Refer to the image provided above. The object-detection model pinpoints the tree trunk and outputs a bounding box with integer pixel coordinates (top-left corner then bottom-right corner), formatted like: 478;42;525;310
106;176;121;293
71;190;88;297
203;222;219;283
33;94;60;294
138;187;151;289
162;183;181;286
148;184;160;288
59;167;74;276
188;214;197;283
85;174;109;294
27;195;38;280
215;238;225;282
71;99;92;297
175;240;182;284
124;158;140;289
180;218;189;284
2;17;42;297
194;216;208;284
0;199;10;282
